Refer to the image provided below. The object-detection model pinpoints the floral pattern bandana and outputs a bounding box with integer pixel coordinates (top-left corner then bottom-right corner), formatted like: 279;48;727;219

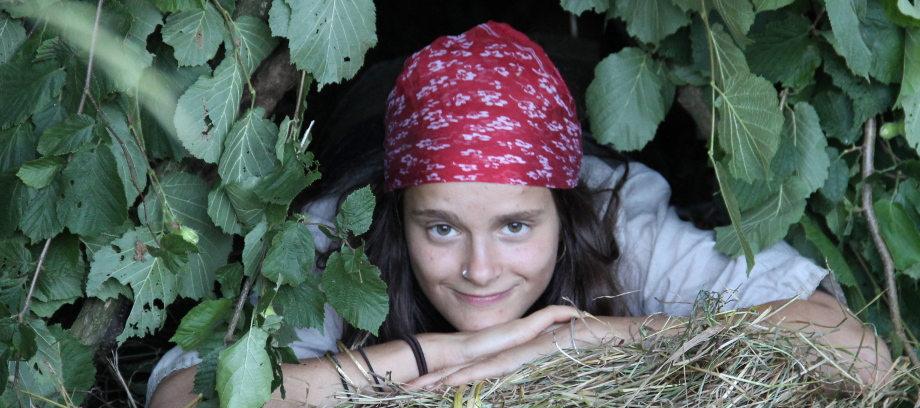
384;21;582;191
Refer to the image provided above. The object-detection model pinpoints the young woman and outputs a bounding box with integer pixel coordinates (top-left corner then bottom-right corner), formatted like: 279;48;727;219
149;22;890;407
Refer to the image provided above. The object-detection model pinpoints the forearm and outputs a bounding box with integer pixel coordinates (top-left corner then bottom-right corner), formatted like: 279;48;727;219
150;339;426;408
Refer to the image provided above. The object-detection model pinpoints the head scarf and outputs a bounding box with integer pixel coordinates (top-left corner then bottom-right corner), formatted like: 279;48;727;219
383;21;582;191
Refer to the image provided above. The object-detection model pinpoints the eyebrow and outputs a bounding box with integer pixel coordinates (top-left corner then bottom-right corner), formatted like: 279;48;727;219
408;208;546;226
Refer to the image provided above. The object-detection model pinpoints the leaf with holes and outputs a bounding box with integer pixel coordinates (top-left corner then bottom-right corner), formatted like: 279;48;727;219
174;57;244;163
162;3;226;66
58;144;128;236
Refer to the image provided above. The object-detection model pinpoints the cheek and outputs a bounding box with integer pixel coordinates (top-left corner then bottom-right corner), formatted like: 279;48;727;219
405;232;453;285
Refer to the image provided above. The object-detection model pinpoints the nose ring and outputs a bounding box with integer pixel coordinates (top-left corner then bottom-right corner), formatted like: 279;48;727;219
462;269;469;279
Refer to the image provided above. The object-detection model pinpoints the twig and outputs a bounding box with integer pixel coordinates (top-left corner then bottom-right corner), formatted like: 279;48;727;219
225;276;253;345
860;117;920;368
77;0;105;114
18;238;53;323
106;352;139;408
292;70;307;139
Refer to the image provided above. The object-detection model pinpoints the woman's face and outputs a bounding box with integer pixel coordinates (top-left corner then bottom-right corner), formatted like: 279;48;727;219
403;182;560;332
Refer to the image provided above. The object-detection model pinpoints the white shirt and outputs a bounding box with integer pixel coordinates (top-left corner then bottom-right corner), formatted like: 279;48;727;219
146;157;827;402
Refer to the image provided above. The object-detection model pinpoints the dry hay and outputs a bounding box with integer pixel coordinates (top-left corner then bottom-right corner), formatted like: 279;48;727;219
340;293;919;407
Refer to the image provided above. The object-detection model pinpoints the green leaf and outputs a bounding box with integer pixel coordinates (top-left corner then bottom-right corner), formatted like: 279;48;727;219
275;276;325;332
711;0;754;48
36;114;96;155
280;0;377;88
87;227;180;343
902;91;920;155
47;324;96;404
193;342;225;399
208;184;242;234
745;15;821;90
825;0;872;78
334;185;376;236
58;144;128;236
7;321;96;407
226;179;268;227
820;148;849;203
0;171;28;238
152;0;204;12
267;0;290;38
874;200;920;270
0;12;27;64
752;0;794;11
716;177;810;256
587;47;672;151
252;149;321;205
12;322;37;360
0;56;64;130
102;105;148;204
142;172;231;300
161;3;226;66
560;0;610;15
262;221;315;285
215;262;243;298
715;73;784;182
707;24;750;88
218;107;278;183
16;155;63;189
0;122;36;171
174;56;244;163
217;327;272;408
771;103;828;193
613;0;689;46
171;298;231;350
800;217;856;287
897;27;920;106
242;221;268;278
812;88;860;144
322;245;388;334
861;0;904;84
232;15;278;72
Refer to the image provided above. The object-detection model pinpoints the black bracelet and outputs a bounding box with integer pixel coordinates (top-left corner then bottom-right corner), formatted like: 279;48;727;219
402;334;428;376
324;351;353;401
357;345;384;392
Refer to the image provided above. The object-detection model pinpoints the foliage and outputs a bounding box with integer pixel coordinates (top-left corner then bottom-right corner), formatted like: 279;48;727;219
1;0;919;406
0;0;384;406
578;0;920;375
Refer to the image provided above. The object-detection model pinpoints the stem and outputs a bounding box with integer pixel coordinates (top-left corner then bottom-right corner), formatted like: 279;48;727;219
77;0;104;115
860;117;920;367
17;238;53;323
292;70;307;142
225;276;253;345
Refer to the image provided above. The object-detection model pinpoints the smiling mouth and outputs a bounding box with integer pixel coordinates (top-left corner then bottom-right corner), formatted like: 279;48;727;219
454;287;514;306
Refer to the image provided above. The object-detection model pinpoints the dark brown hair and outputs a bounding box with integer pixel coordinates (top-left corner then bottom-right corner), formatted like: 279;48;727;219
342;163;630;347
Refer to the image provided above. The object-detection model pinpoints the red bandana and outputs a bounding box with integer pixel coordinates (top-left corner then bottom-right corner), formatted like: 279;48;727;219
384;21;582;192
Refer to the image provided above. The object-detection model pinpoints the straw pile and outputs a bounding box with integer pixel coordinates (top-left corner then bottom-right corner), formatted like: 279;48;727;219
341;293;919;407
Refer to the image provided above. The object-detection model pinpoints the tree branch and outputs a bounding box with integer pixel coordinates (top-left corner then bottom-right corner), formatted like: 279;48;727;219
860;117;920;367
77;0;104;115
225;276;253;345
676;85;713;138
17;238;53;323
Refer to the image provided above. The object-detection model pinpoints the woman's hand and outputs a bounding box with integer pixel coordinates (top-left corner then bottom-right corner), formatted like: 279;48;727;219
411;305;582;388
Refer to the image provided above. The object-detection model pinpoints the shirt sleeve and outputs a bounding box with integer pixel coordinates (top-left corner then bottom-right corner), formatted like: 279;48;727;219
580;156;828;317
146;196;346;404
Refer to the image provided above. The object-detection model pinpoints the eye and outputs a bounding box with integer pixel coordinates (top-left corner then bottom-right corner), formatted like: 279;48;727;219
430;224;456;237
504;222;527;234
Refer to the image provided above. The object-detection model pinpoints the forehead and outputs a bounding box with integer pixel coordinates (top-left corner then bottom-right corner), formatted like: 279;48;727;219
404;182;555;214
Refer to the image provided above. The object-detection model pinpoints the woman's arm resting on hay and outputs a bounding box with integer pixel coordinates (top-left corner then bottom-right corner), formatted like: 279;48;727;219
149;306;579;407
412;292;892;390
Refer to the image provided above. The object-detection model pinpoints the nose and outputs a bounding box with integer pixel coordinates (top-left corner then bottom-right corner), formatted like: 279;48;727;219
463;235;500;286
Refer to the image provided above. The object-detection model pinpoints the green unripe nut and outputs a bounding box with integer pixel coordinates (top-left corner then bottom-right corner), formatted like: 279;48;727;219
880;122;904;139
179;226;199;245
